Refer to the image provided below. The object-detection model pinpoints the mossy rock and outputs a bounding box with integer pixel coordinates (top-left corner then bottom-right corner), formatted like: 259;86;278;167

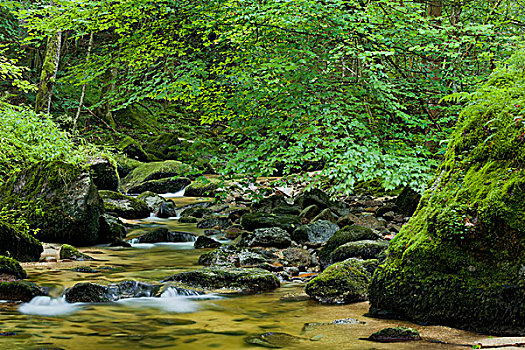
98;214;126;243
240;212;301;233
128;177;191;195
319;225;379;266
144;132;182;160
121;160;194;194
118;136;155;162
115;155;144;178
0;161;104;245
0;220;42;262
88;156;119;191
294;189;333;210
0;256;27;279
330;240;388;263
197;245;270;268
368;327;421;343
179;216;198;224
185;177;220;197
194;236;222;249
59;244;94;261
99;190;150;219
134;227;170;243
64;282;110;303
0;281;46;302
369;53;525;335
240;227;292;249
305;258;371;304
162;267;280;294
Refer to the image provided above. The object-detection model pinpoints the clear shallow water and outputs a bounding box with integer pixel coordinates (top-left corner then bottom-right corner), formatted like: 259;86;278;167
0;202;485;349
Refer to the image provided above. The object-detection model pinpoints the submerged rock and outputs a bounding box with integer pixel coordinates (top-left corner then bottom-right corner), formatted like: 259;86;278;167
369;57;525;335
368;327;421;343
0;256;27;279
305;258;371;304
59;244;94;261
162;267;280;293
0;281;46;302
64;281;161;303
0;220;42;262
99;190;150;219
0;161;104;245
245;332;304;348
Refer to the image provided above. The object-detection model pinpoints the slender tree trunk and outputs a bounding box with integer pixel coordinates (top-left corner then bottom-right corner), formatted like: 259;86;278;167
73;32;94;135
35;30;62;114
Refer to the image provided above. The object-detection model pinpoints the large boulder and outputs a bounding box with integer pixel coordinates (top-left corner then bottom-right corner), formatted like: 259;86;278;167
98;214;126;243
162;267;280;294
118;136;153;162
59;244;94;261
291;220;339;244
0;221;42;262
0;161;104;245
64;281;161;303
143;132;182;160
369;56;525;335
305;258;372;304
99;190;150;219
88;156;119;191
121;160;193;194
240;212;301;233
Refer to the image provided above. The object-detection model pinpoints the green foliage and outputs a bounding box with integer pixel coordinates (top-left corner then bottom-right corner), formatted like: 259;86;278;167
0;102;97;185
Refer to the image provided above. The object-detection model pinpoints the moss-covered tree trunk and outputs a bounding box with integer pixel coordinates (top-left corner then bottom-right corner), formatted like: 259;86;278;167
368;51;525;335
35;30;62;114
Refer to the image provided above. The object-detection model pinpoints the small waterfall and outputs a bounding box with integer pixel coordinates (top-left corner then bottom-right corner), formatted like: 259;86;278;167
19;296;80;316
160;287;203;298
159;186;187;198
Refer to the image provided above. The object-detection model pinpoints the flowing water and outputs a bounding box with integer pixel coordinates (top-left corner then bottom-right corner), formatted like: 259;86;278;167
0;196;485;349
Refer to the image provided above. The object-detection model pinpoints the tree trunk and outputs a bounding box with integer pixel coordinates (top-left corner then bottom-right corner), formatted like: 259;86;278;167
35;30;62;114
73;32;94;135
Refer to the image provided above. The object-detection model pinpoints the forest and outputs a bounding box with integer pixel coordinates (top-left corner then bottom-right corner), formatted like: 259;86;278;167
0;0;524;348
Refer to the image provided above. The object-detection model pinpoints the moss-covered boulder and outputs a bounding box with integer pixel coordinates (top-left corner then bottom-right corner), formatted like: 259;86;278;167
0;161;104;245
194;236;222;249
330;240;388;263
198;244;271;268
319;225;379;266
0;221;42;262
305;258;371;304
144;132;182;160
118;136;153;162
162;267;280;294
64;282;110;303
88;156;119;191
240;212;301;233
368;327;421;343
121;160;193;194
98;214;126;243
59;244;94;261
99;190;150;219
185;177;220;197
0;256;27;279
0;281;46;301
115;155;143;178
369;53;525;335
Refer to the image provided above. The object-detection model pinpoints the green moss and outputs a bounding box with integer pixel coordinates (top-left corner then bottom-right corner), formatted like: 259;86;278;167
115;155;144;178
240;212;301;233
305;258;371;304
319;225;379;265
330;240;388;263
118;136;157;162
59;244;94;261
99;190;150;219
0;256;27;279
0;281;45;301
0;220;42;262
369;53;525;335
121;160;194;193
185;177;220;197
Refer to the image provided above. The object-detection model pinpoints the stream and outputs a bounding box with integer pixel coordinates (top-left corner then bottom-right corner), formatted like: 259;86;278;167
0;194;484;349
